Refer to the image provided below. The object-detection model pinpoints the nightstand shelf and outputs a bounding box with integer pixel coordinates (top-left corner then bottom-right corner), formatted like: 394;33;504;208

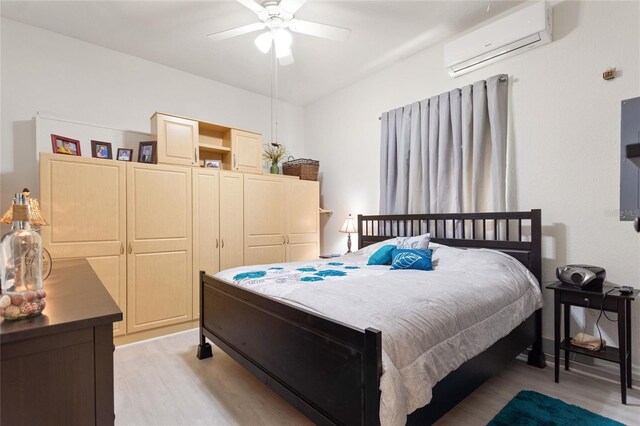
559;338;621;363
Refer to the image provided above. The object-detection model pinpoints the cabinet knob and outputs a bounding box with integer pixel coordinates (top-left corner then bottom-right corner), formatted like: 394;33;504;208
120;243;124;255
233;154;237;169
128;243;133;254
216;239;219;249
221;239;225;249
194;148;198;164
282;235;285;245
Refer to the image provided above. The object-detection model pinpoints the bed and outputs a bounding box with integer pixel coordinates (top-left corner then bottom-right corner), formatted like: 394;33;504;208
197;210;546;425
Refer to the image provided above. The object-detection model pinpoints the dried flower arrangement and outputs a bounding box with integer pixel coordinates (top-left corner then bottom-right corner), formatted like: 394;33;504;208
263;143;288;165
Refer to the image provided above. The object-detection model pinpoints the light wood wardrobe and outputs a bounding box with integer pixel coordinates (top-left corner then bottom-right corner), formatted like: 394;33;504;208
244;174;320;265
40;154;194;342
192;169;244;319
41;153;319;343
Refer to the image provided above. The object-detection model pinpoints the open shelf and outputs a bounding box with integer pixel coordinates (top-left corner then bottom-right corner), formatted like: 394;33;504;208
199;144;231;153
560;338;622;363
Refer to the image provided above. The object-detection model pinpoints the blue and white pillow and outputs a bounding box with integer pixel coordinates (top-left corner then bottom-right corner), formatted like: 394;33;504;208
390;248;433;271
397;233;431;250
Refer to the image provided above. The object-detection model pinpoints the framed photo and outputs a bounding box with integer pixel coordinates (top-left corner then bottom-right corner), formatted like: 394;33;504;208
138;141;157;164
51;134;81;156
204;159;221;169
116;148;134;162
91;140;113;160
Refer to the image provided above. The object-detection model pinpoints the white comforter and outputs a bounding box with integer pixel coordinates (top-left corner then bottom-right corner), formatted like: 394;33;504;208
216;244;542;426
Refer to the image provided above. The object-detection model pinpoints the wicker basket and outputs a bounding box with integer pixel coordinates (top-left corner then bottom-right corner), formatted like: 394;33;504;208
282;157;319;181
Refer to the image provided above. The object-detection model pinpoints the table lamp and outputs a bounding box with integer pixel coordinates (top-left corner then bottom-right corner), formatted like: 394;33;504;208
1;188;48;227
1;188;52;279
339;214;357;254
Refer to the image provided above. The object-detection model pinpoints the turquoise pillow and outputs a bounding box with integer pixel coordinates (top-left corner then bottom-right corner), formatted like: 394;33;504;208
367;245;396;265
390;248;433;271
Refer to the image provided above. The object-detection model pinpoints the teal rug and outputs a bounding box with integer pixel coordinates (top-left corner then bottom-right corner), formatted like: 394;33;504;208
488;390;624;426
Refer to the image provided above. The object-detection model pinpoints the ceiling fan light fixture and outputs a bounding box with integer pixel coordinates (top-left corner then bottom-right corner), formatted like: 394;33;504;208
255;31;273;53
273;28;292;50
275;45;292;59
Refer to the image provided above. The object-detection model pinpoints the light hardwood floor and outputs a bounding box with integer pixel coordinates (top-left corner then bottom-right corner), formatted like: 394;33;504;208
115;329;639;425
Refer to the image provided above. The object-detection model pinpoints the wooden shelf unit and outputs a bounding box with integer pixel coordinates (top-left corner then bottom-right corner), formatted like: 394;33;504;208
151;112;262;174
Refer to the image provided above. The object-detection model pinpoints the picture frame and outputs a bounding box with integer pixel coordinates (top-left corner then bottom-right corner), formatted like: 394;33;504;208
116;148;134;162
138;141;157;164
51;134;81;156
91;140;113;160
204;159;221;169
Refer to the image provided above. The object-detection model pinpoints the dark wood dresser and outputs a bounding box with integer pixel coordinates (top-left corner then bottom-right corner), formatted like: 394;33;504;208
1;259;123;426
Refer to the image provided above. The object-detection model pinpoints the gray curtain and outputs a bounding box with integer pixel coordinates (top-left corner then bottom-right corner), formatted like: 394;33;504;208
379;74;508;215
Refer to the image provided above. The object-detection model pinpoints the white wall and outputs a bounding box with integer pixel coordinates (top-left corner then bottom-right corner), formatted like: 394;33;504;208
0;17;305;210
305;0;640;367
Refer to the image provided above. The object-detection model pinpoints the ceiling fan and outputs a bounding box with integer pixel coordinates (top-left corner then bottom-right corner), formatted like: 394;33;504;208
207;0;351;66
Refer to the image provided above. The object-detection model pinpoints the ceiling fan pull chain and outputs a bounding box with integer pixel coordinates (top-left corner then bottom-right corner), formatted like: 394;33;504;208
270;44;274;145
275;48;279;145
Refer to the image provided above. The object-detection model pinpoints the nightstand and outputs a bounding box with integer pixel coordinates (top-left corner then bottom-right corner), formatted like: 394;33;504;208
547;282;639;404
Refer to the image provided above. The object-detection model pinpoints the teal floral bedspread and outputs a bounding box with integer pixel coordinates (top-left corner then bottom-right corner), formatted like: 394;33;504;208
230;261;362;286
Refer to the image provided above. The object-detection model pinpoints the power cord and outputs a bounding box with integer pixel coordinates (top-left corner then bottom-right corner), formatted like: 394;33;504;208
578;282;617;352
593;285;617;351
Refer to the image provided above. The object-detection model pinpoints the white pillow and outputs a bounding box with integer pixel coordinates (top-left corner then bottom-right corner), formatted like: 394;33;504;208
359;238;398;257
397;233;431;250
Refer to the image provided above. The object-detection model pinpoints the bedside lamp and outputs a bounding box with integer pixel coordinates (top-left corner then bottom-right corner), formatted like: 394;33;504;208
339;214;357;254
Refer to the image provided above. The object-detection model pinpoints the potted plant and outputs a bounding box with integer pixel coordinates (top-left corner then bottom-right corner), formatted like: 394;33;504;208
263;143;288;174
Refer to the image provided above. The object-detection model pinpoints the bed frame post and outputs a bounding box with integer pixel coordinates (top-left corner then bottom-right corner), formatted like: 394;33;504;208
357;214;364;251
364;328;382;426
527;209;546;368
196;270;213;360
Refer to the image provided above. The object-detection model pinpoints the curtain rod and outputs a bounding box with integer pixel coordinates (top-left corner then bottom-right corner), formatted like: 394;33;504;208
378;76;508;120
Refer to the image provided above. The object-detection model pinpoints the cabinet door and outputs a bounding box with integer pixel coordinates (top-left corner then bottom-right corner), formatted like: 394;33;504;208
127;163;192;333
153;113;199;166
193;169;220;319
39;153;126;259
231;129;262;174
244;174;286;265
286;180;320;262
40;154;127;336
87;255;127;336
219;172;244;270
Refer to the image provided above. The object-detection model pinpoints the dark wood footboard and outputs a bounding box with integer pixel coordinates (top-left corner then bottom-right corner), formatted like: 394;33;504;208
197;271;382;426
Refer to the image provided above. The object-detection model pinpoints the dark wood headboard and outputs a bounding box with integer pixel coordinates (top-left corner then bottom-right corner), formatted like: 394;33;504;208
357;210;542;283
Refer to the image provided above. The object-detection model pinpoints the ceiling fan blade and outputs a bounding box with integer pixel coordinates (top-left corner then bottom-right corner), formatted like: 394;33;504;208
288;19;351;42
236;0;267;15
207;22;266;41
278;51;295;66
278;0;308;15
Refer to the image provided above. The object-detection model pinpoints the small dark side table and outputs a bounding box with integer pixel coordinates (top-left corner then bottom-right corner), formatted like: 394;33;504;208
547;281;638;404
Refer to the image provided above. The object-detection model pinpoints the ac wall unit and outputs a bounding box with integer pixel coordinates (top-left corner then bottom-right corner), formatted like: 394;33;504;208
444;1;552;77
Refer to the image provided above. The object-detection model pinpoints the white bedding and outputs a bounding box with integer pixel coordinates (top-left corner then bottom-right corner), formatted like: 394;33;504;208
216;244;542;426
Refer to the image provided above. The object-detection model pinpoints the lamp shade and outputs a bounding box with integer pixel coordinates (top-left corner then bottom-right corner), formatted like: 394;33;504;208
0;189;48;226
339;214;357;234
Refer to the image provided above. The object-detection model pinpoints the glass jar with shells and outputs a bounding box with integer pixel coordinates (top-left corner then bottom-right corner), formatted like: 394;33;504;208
0;193;46;320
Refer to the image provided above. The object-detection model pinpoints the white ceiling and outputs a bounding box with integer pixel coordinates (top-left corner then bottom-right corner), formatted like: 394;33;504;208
1;1;523;105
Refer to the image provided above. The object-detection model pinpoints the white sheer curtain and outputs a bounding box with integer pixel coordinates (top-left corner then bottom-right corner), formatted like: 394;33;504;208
379;74;508;215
